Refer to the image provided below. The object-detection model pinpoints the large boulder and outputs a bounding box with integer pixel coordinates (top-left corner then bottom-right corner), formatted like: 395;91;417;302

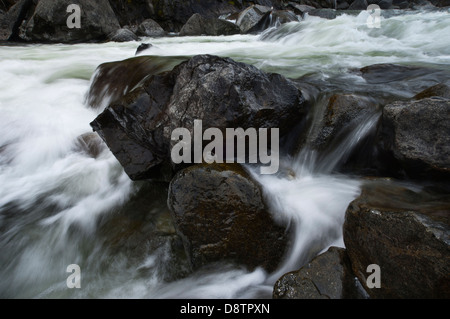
358;63;450;93
167;163;289;272
90;54;309;180
344;180;450;298
107;0;153;27
24;0;120;43
0;0;33;41
378;97;450;178
136;19;165;37
179;13;241;36
303;94;380;152
414;83;450;100
273;247;368;299
108;28;138;42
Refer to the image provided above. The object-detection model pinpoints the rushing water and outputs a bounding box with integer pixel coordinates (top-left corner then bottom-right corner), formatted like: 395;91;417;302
0;9;449;298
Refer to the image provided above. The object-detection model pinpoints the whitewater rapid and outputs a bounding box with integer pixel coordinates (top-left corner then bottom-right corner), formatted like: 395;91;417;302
0;9;449;298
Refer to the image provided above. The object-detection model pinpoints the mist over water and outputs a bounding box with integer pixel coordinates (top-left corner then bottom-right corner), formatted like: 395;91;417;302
0;10;449;298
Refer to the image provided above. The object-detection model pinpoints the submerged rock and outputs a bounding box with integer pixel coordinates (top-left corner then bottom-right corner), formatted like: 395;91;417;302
344;180;450;298
90;54;308;180
236;5;267;33
168;163;289;272
273;247;368;299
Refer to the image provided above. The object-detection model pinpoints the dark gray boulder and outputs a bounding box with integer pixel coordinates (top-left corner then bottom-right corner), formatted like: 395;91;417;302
379;97;450;178
273;247;368;299
305;94;380;152
179;13;241;36
90;54;309;180
236;5;267;33
344;180;450;298
24;0;120;43
168;163;288;272
108;28;138;42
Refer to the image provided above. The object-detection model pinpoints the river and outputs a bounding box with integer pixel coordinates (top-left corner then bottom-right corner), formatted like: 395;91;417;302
0;9;449;298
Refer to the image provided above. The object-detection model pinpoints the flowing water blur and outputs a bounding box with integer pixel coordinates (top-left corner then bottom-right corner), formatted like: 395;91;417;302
0;9;449;298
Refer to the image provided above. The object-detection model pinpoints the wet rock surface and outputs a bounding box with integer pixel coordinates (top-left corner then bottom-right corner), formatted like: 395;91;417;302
273;246;368;299
378;97;450;178
90;54;308;180
167;163;289;272
344;180;450;298
179;13;240;36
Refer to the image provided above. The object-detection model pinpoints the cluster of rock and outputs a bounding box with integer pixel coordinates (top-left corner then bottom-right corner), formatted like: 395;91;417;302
83;51;450;297
2;0;449;43
274;72;450;298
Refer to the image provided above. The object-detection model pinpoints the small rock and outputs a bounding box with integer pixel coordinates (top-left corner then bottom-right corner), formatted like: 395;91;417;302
108;28;139;42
